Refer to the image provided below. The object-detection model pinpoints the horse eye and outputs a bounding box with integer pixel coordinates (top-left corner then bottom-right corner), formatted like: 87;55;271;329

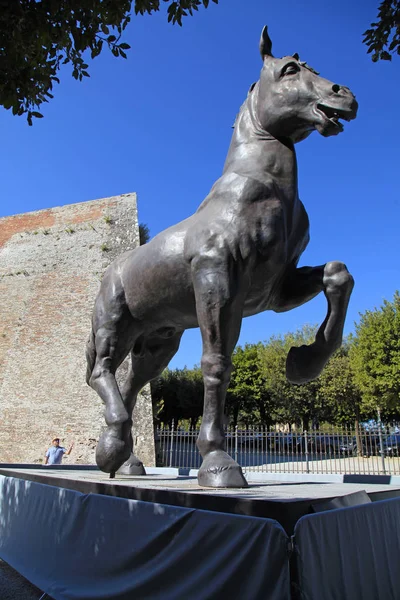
282;64;299;76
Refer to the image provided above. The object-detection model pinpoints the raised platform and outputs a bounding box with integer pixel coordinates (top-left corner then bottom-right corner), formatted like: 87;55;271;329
1;465;400;534
2;465;400;599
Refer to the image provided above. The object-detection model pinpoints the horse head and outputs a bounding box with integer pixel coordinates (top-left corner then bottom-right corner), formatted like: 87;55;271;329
253;26;358;143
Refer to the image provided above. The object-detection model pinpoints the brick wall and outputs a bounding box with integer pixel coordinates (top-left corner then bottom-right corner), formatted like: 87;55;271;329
0;194;155;466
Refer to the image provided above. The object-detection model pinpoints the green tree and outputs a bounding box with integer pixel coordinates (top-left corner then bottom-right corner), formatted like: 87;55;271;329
317;341;365;427
349;291;400;419
226;343;275;428
363;1;400;62
152;366;204;428
0;0;218;124
139;223;150;245
259;326;323;430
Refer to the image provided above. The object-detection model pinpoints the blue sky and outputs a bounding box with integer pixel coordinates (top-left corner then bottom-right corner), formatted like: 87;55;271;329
0;0;399;369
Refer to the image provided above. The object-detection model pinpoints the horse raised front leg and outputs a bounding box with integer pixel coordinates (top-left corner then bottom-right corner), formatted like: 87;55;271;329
192;256;249;488
277;261;354;384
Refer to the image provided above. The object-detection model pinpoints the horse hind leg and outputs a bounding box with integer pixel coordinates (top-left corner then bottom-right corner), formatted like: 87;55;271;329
115;349;145;476
276;261;354;384
116;331;184;476
115;360;146;476
89;335;131;473
88;299;139;474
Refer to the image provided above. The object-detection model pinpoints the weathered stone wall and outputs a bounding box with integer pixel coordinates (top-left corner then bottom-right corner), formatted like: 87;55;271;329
0;194;155;466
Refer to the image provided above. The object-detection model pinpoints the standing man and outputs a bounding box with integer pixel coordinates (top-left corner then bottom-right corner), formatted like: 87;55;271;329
44;437;74;465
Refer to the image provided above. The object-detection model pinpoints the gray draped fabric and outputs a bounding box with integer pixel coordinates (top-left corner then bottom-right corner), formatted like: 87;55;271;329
0;475;290;600
294;497;400;600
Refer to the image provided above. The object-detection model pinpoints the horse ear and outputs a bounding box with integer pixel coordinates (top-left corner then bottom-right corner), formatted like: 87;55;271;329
259;26;273;59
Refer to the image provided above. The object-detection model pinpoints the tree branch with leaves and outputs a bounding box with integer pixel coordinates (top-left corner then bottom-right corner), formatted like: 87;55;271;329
363;0;400;61
0;0;218;124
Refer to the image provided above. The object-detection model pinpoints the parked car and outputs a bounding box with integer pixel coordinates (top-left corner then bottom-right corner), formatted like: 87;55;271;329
358;435;382;457
379;434;400;457
235;431;291;450
229;431;299;452
339;434;382;457
297;434;356;456
337;436;357;456
226;430;267;448
272;433;299;453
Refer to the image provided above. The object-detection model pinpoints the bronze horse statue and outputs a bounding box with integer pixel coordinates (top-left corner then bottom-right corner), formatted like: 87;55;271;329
86;27;358;487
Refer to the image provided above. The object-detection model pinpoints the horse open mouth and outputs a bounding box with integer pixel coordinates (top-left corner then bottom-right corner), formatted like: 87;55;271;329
316;103;354;132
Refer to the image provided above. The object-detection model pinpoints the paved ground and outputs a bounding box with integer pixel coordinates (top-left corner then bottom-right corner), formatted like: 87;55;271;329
0;559;50;600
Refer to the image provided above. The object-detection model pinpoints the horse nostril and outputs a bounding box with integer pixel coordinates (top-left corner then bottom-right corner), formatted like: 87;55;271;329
332;84;341;94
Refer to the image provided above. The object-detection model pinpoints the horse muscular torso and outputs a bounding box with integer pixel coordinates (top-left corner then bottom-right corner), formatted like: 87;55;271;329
119;103;310;333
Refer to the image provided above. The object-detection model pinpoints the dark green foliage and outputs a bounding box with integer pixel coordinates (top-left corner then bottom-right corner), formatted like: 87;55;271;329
363;0;400;61
152;366;204;428
0;0;218;124
257;327;321;430
134;0;218;26
316;343;365;427
349;291;400;416
226;343;272;427
139;223;150;245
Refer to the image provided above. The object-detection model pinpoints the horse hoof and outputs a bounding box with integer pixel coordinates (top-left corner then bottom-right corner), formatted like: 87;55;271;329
198;450;248;488
117;454;146;476
286;344;328;384
96;428;131;474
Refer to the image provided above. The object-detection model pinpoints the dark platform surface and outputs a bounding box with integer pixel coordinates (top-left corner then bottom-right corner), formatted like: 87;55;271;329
2;465;400;534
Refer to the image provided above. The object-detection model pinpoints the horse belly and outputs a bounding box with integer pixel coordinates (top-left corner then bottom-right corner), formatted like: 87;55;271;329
121;245;197;330
244;263;286;316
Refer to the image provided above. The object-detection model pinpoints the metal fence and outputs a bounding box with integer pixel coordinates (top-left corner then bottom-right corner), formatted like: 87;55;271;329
155;425;400;475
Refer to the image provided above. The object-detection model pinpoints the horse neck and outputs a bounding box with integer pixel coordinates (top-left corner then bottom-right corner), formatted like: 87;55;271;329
223;86;298;195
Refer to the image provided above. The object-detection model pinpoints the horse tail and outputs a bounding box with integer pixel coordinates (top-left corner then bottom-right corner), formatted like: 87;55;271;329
85;327;96;385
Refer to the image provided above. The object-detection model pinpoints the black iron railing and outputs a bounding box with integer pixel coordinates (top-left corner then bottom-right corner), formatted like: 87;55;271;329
155;425;400;475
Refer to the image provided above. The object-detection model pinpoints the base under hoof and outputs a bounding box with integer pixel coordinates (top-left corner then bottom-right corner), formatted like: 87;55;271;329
286;343;329;385
198;450;248;488
96;428;131;474
117;454;146;476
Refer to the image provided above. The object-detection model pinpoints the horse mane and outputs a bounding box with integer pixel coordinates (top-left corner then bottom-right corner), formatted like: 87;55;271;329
232;81;258;129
